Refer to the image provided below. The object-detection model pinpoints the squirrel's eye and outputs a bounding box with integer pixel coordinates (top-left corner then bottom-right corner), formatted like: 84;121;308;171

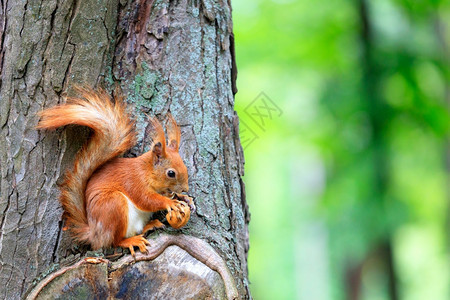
167;169;176;178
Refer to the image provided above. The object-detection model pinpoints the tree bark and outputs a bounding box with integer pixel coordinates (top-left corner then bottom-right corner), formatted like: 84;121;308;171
0;0;250;299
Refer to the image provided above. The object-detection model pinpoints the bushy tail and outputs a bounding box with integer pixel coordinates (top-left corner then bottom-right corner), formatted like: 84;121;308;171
37;89;136;243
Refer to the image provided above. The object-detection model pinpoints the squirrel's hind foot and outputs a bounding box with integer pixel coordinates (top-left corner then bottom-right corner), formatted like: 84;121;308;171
118;235;151;257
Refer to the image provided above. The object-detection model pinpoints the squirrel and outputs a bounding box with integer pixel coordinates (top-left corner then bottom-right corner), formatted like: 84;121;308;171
37;88;195;256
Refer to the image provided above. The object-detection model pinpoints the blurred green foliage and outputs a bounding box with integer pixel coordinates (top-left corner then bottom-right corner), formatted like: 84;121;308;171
232;0;450;299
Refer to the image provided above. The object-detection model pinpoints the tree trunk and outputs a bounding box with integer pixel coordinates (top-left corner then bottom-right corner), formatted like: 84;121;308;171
347;1;398;299
0;0;250;299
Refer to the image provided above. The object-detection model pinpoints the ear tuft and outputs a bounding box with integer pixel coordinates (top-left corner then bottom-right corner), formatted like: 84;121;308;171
166;114;181;151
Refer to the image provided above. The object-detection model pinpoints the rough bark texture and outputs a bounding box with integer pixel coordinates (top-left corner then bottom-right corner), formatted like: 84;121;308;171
0;0;249;299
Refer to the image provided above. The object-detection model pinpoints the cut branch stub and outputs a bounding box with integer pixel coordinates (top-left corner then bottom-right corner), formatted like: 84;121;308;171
25;234;239;300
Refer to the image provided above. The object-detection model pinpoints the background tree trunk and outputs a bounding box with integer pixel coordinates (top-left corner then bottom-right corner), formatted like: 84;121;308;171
345;1;398;299
0;0;250;299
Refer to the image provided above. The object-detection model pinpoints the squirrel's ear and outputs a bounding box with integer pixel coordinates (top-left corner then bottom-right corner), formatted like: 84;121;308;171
166;113;181;151
152;142;163;160
148;117;166;162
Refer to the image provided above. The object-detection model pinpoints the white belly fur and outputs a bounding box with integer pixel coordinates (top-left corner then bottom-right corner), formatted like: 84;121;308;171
120;192;153;238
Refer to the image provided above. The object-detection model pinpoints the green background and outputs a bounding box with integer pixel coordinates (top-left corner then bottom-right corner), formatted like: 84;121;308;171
232;0;449;299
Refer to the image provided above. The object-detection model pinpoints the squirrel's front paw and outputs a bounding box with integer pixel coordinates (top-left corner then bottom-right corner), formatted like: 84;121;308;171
166;200;190;229
173;193;196;213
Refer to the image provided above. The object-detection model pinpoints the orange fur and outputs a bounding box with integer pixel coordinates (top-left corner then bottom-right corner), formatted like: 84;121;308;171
166;113;181;150
38;89;192;254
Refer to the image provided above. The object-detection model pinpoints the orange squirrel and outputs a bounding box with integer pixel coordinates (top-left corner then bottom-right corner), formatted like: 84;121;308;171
37;89;194;256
